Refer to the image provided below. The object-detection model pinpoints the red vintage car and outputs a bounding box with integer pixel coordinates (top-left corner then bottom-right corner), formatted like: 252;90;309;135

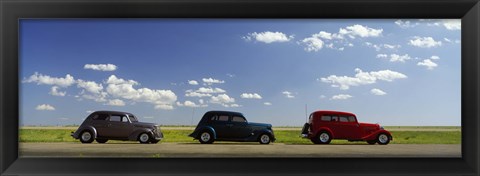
301;110;392;145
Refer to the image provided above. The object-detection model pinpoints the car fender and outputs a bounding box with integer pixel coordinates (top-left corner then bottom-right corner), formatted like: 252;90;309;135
253;128;273;137
74;126;98;139
195;126;217;139
362;130;393;141
313;127;335;139
128;129;155;141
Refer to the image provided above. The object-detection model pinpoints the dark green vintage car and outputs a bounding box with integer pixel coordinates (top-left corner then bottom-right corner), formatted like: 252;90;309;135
71;111;163;144
189;111;275;144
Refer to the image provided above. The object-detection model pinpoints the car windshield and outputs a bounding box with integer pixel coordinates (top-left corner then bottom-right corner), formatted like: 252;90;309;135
128;115;139;122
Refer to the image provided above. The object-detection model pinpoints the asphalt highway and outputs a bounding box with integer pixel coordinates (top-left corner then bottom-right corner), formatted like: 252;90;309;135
20;142;461;158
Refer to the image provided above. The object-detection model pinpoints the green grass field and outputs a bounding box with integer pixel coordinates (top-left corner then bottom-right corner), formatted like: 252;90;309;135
19;128;461;144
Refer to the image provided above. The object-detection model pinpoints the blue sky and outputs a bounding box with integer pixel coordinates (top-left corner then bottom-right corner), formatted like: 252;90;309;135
19;19;461;126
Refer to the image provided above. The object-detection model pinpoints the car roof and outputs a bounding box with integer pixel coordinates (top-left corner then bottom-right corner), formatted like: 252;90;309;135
313;110;356;116
205;110;244;116
91;110;134;116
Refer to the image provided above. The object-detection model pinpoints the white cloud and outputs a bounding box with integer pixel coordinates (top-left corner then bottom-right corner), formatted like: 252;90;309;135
320;95;326;99
106;99;125;106
23;72;75;87
282;91;295;98
330;94;352;100
84;64;117;71
338;24;383;39
365;42;401;51
430;55;440;60
409;36;442;48
377;54;412;62
36;104;55;111
154;104;174;110
226;73;235;78
106;75;177;109
202;78;225;85
299;37;324;52
210;94;235;106
320;68;407;90
417;59;438;70
395;20;419;28
371;88;387;96
185;92;212;97
229;104;241;108
49;86;66;96
442;19;461;30
244;31;294;43
188;80;198;85
264;102;272;106
77;79;103;94
176;100;207;108
240;93;262;99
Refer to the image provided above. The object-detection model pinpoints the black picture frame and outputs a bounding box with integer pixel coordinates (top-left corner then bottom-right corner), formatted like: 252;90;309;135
1;0;478;175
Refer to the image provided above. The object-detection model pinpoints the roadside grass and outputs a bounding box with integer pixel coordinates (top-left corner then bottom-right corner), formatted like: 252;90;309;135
20;128;460;144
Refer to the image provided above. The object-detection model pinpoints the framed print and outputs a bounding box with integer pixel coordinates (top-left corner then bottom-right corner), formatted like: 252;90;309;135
1;0;479;175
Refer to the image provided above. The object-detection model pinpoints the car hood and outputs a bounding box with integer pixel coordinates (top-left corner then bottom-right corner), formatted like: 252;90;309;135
359;122;380;130
248;122;272;128
132;122;157;127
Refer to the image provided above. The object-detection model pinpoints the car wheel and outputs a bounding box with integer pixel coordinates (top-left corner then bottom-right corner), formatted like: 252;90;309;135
96;139;108;143
316;131;332;144
199;131;214;144
79;131;94;143
258;134;271;144
377;133;390;145
138;133;151;144
367;140;376;145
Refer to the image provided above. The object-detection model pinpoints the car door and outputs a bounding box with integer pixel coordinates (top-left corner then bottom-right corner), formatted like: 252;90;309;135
106;114;134;138
90;113;110;137
210;114;230;138
229;116;252;139
335;116;362;139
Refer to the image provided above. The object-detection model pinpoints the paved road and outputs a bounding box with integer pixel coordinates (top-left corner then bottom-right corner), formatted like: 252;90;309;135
20;142;461;158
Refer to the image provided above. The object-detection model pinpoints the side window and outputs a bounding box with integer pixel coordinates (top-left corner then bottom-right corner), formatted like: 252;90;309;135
232;116;246;122
121;116;129;122
348;116;356;122
331;116;339;122
210;115;218;121
320;115;331;121
93;114;109;121
109;115;122;122
218;115;229;121
339;116;349;122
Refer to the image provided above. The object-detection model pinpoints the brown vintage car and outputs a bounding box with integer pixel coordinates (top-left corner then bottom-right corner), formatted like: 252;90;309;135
71;111;163;144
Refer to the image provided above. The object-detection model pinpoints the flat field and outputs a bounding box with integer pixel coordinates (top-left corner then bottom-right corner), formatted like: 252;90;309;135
19;126;461;144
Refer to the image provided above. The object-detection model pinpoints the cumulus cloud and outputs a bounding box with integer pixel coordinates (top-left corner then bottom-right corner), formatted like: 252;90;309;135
185;92;212;97
240;93;262;99
376;54;412;62
188;80;199;85
176;100;207;108
49;86;66;96
330;94;353;100
441;19;461;30
339;24;383;39
105;75;177;109
282;91;295;98
417;59;438;70
409;36;442;48
84;64;117;71
300;25;382;52
299;37;324;52
210;94;235;107
36;104;55;111
320;68;407;90
106;99;125;106
371;88;387;96
243;31;294;43
77;79;103;94
264;102;272;106
430;55;440;60
23;72;75;87
202;78;225;85
394;20;419;28
366;42;401;51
